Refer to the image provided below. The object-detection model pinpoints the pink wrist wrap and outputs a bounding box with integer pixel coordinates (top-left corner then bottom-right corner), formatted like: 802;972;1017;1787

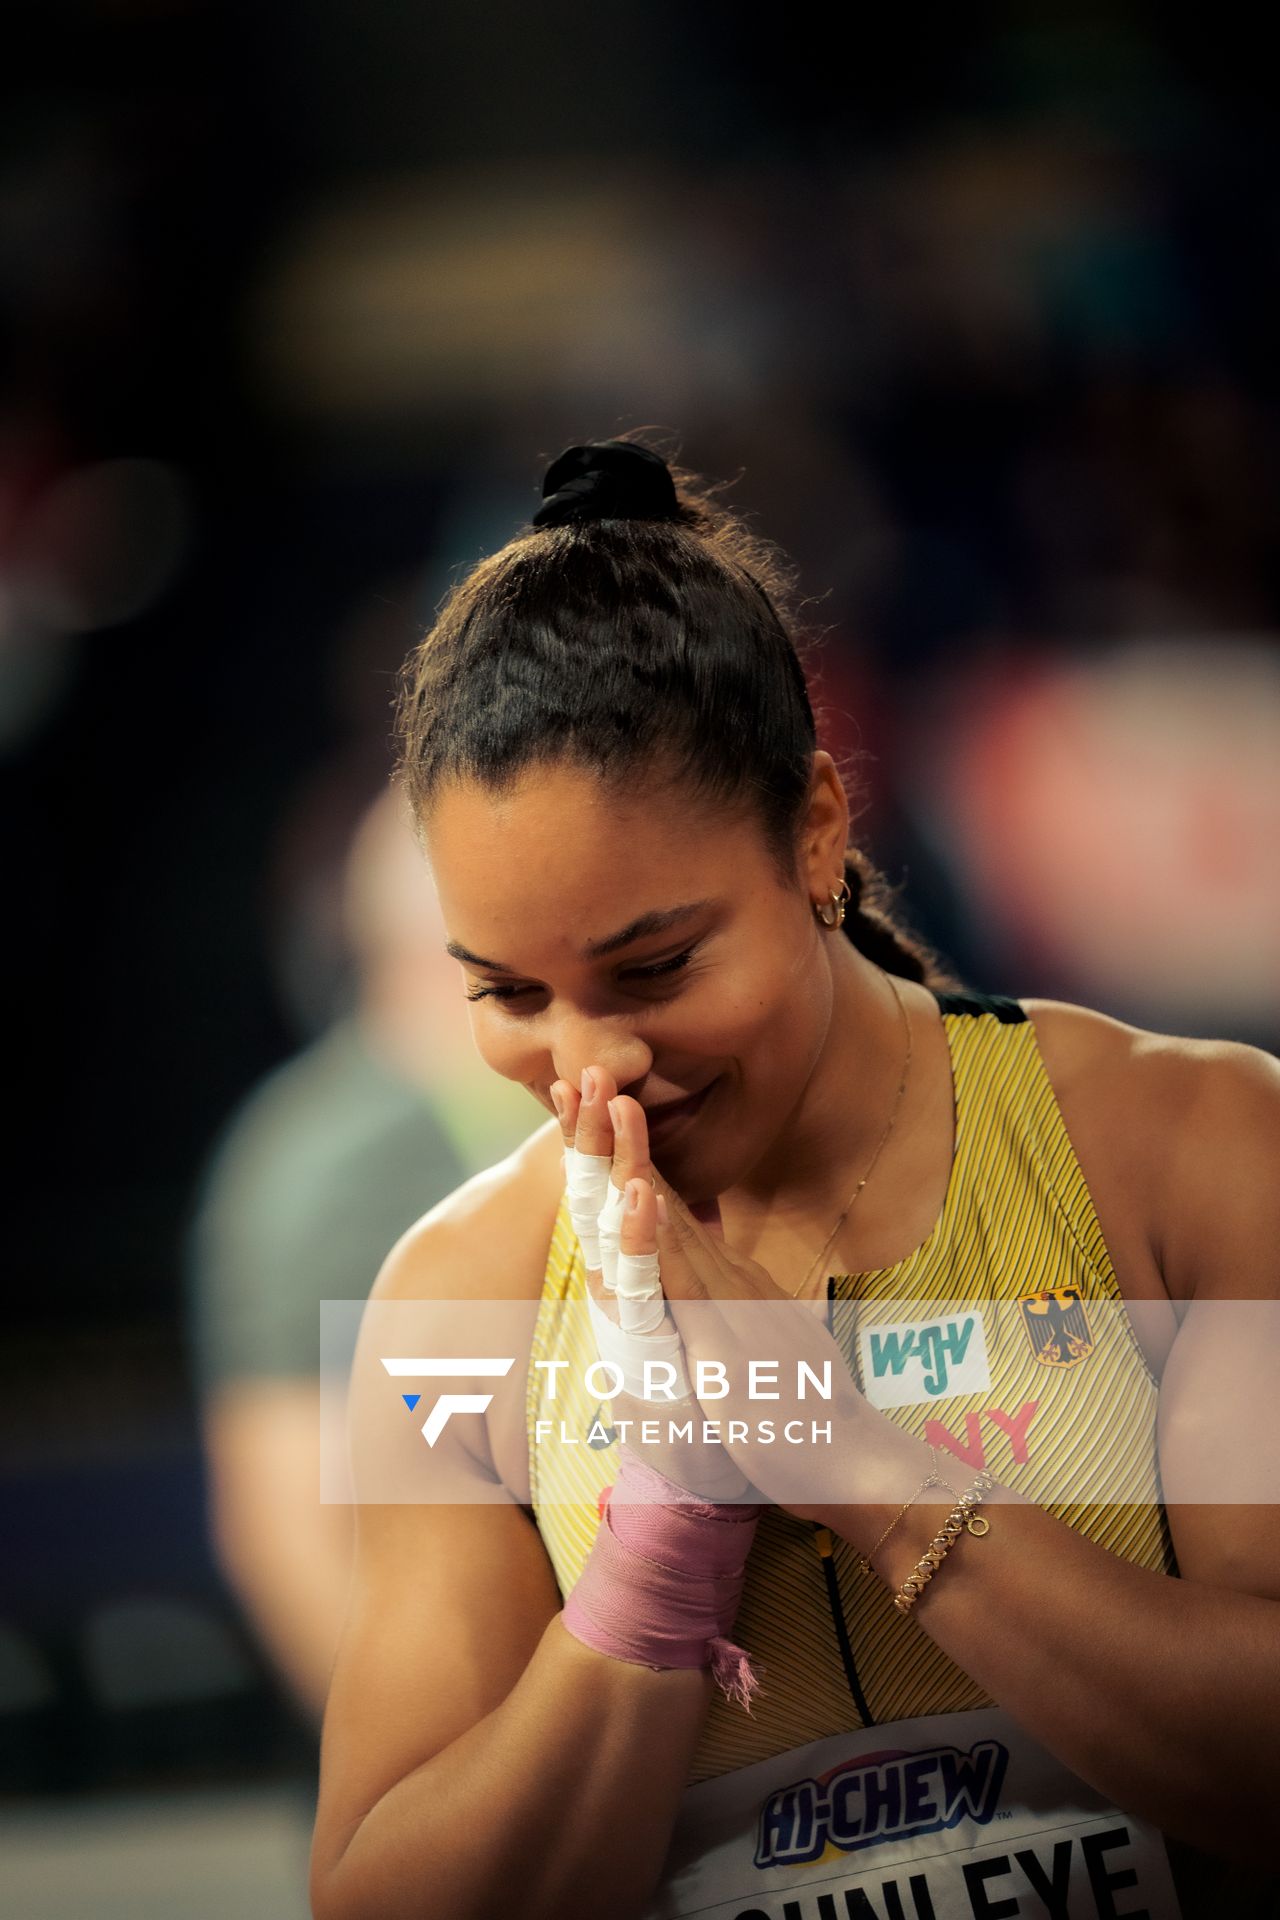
561;1450;762;1710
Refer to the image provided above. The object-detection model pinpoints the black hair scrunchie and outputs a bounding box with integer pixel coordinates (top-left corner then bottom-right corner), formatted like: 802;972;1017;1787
532;439;680;528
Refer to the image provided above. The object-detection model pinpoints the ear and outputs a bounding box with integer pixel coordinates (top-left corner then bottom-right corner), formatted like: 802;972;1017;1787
797;751;852;901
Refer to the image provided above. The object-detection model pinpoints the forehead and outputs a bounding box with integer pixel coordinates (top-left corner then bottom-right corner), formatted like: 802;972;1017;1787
423;764;761;948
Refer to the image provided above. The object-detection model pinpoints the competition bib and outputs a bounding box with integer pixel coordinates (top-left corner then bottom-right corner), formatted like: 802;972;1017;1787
644;1705;1182;1919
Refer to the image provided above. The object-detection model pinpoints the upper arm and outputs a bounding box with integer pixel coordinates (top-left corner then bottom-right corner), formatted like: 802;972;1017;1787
310;1137;566;1890
1153;1042;1280;1598
312;1488;563;1888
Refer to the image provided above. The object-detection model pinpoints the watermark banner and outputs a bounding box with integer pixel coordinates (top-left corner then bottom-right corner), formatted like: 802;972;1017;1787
319;1294;1280;1509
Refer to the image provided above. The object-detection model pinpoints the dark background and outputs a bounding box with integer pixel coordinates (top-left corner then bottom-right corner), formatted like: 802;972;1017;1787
2;4;1277;1908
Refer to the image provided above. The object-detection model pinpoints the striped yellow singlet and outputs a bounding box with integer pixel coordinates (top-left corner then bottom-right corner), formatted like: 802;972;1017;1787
527;988;1176;1786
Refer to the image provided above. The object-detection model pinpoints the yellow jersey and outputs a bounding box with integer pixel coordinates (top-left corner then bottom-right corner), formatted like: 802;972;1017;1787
527;987;1175;1786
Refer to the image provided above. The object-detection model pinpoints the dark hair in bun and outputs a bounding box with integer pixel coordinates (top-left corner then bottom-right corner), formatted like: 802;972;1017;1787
532;439;681;529
394;428;959;988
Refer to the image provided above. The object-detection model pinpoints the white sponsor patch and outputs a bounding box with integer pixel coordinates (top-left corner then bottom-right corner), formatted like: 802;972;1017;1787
859;1310;992;1410
645;1705;1184;1918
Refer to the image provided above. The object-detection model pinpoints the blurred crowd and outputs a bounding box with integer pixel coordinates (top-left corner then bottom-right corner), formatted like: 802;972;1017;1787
1;6;1277;1912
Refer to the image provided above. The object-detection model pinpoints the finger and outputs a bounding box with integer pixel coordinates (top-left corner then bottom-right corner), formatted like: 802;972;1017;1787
601;1093;654;1299
650;1166;718;1264
618;1174;657;1257
559;1099;612;1309
575;1064;617;1159
550;1078;579;1149
585;1260;616;1313
565;1064;616;1284
614;1176;668;1335
592;1174;694;1403
605;1094;655;1195
651;1183;712;1302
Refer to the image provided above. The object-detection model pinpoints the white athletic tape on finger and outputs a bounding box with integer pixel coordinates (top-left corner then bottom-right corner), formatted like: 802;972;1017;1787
564;1143;613;1273
614;1248;665;1335
586;1285;691;1401
586;1217;690;1396
597;1176;627;1293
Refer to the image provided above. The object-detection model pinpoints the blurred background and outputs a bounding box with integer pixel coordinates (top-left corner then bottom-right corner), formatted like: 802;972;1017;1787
3;5;1278;1914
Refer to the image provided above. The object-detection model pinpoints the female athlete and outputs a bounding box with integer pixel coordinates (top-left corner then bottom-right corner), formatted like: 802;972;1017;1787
308;435;1280;1920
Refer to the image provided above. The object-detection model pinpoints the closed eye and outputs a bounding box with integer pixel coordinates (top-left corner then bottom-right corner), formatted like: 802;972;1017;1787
464;946;699;1004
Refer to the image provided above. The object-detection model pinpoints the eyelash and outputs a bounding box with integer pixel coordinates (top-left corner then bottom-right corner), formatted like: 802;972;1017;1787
464;947;698;1004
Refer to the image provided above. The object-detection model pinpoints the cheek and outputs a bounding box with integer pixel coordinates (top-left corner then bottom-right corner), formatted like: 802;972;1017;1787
710;954;818;1044
467;1005;537;1081
715;955;830;1094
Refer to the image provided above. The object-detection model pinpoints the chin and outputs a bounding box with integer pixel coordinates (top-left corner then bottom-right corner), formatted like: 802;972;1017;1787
650;1142;697;1194
651;1142;726;1210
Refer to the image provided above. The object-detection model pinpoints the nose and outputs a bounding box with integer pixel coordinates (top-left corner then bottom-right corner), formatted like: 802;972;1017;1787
553;1016;653;1101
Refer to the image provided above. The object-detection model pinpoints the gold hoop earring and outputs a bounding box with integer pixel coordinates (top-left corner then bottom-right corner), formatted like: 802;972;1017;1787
813;877;851;930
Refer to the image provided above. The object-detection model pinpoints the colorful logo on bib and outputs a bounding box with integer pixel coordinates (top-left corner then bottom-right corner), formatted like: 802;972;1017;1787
1018;1286;1095;1368
859;1312;992;1410
755;1737;1008;1867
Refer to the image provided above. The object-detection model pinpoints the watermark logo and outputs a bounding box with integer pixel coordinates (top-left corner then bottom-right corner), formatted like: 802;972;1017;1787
381;1357;515;1446
859;1312;992;1409
320;1294;1280;1508
755;1738;1009;1866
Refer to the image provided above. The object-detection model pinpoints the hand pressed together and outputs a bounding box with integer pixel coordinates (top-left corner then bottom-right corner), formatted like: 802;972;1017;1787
553;1063;874;1522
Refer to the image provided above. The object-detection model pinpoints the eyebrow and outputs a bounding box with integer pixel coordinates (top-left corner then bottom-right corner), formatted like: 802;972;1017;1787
445;899;718;974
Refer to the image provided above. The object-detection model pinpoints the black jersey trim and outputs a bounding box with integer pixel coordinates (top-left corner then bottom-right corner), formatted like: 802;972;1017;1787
930;987;1027;1023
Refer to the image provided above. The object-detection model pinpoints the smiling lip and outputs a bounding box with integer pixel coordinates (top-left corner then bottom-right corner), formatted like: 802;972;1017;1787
643;1077;719;1137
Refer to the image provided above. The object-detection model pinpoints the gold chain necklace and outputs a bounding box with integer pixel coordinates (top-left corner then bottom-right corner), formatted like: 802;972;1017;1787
781;967;914;1300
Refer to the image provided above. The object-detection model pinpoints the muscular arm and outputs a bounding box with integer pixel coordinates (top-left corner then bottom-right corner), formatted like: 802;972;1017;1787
313;1503;713;1920
311;1138;715;1920
826;1041;1280;1870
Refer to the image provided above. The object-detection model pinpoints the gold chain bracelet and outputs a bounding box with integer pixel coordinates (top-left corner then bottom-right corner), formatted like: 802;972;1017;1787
892;1468;995;1614
853;1446;958;1575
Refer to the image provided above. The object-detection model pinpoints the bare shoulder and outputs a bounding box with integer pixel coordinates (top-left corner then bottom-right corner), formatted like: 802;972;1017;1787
1018;993;1280;1123
1019;993;1198;1079
371;1113;566;1306
1019;996;1280;1302
352;1115;566;1496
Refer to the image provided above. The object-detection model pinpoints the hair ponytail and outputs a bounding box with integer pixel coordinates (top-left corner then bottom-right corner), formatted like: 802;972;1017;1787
840;848;964;991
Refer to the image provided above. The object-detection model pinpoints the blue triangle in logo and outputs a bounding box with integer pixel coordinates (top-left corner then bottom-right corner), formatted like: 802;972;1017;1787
402;1393;421;1411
